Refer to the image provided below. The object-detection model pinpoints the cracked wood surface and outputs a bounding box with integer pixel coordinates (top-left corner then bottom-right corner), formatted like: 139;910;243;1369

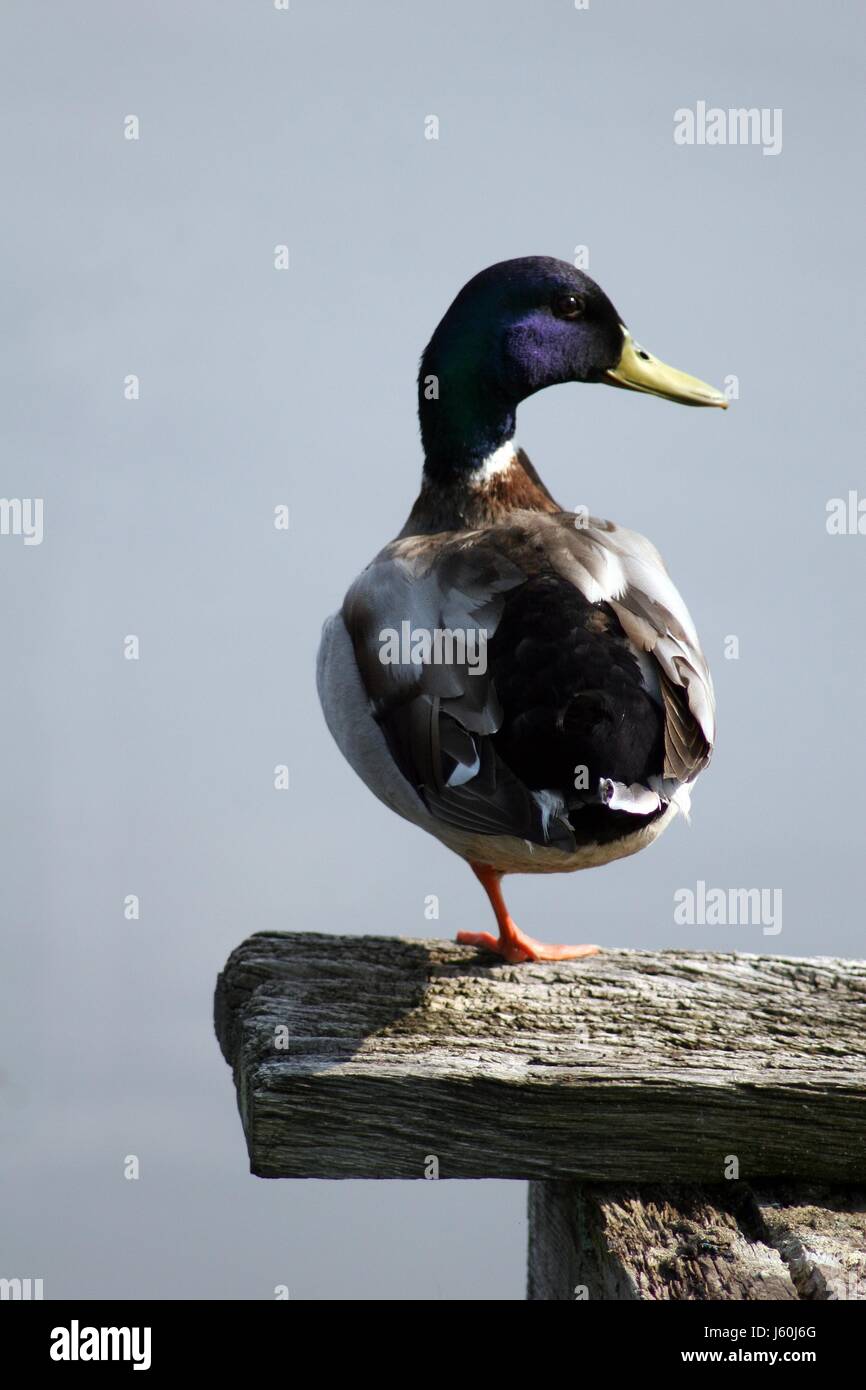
527;1182;866;1300
214;932;866;1182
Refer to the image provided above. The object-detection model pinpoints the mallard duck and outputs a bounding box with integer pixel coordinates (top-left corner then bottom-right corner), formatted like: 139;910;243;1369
318;257;725;962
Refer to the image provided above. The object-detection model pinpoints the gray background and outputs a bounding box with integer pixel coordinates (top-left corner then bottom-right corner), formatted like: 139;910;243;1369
1;0;863;1300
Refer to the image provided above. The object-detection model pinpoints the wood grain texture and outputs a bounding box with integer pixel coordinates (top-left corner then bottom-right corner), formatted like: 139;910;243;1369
214;932;866;1182
527;1182;866;1301
753;1187;866;1300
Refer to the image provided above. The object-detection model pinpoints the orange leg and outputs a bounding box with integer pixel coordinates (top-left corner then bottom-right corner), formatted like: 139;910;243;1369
456;862;600;964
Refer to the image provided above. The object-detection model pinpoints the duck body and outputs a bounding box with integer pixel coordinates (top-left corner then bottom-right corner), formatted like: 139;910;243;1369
317;258;724;961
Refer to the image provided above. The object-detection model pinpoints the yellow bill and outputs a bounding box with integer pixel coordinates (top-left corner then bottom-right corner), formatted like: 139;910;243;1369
605;327;728;408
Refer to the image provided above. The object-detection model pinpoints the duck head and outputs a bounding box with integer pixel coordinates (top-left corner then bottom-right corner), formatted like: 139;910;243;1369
418;255;726;480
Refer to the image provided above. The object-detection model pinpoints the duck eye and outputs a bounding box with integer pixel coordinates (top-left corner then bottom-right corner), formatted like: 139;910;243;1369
552;293;585;320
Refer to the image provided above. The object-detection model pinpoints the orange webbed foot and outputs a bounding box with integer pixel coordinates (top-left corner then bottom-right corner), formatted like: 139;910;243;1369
456;928;600;964
461;861;600;963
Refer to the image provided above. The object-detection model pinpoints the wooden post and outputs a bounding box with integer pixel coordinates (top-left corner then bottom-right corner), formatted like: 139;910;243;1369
527;1182;866;1300
214;932;866;1299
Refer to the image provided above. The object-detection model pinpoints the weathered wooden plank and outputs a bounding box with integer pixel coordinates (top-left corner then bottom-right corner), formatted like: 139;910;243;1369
214;932;866;1182
527;1183;866;1301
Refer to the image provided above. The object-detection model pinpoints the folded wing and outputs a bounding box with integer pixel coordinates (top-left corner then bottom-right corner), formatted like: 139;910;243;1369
342;512;714;850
